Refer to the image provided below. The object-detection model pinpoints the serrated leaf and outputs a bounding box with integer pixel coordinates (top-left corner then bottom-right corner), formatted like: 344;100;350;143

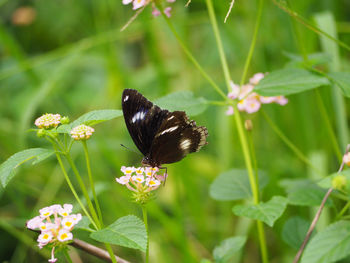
255;68;329;96
282;216;311;250
90;215;147;252
57;110;122;134
154;90;208;116
301;220;350;263
74;216;94;232
213;236;247;263
210;169;268;201
232;196;288;227
329;72;350;98
0;148;54;188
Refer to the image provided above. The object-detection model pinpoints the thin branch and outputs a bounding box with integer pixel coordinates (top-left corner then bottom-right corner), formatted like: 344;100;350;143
293;144;350;263
71;239;131;263
224;0;235;23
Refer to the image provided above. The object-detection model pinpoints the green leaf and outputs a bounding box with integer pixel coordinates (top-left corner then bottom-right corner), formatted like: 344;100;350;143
90;215;147;252
280;179;333;207
0;148;54;188
301;220;350;263
282;216;311;250
255;68;329;96
154;90;208;116
210;169;268;201
232;196;288;227
329;72;350;98
57;109;122;133
74;216;94;232
213;236;247;263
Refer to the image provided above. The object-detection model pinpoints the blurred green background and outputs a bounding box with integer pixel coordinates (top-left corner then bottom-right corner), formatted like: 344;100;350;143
1;0;350;262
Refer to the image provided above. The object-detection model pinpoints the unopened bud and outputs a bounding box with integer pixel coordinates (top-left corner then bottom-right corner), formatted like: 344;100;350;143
332;175;347;190
245;119;253;131
37;129;45;137
343;152;350;166
61;116;70;124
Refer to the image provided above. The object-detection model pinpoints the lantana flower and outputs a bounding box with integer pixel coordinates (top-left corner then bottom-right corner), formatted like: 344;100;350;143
116;166;167;204
35;114;61;129
26;204;82;263
122;0;176;18
70;124;95;140
226;73;288;115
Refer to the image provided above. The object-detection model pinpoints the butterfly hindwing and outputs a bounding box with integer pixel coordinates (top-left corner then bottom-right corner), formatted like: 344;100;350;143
149;111;208;165
122;89;169;156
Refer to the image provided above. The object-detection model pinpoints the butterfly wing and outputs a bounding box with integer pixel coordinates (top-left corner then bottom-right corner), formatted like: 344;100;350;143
148;111;208;165
122;89;170;156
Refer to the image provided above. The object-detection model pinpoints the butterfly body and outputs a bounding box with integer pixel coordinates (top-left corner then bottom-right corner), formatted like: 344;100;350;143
122;89;208;167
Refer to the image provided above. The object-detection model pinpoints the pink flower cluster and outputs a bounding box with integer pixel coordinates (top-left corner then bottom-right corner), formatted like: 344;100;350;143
226;73;288;115
116;166;166;192
122;0;176;18
70;124;95;141
26;204;82;263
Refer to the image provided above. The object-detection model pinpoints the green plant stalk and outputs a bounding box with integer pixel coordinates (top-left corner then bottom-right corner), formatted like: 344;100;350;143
63;249;73;263
262;110;323;175
156;3;227;101
336;201;350;219
205;0;268;262
105;243;118;263
272;0;350;52
142;206;149;263
315;90;342;161
54;150;98;230
65;153;101;229
82;141;104;226
239;0;264;86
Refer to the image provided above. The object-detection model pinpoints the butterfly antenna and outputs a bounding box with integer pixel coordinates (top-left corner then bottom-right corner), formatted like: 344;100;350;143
120;144;143;157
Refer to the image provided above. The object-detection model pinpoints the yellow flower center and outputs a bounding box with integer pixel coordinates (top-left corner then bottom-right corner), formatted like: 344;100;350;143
65;222;72;227
60;233;68;240
43;234;49;240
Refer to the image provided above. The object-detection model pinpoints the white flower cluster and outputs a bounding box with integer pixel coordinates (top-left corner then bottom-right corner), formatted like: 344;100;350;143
70;124;95;141
35;114;61;129
116;166;166;192
26;204;82;262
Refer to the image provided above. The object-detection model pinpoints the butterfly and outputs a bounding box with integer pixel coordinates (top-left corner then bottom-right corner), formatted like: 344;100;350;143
122;89;208;168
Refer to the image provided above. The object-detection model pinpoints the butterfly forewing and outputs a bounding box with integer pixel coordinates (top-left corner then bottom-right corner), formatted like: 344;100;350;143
122;89;169;156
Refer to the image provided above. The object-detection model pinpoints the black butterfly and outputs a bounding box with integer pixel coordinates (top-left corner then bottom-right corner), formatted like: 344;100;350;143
122;89;208;168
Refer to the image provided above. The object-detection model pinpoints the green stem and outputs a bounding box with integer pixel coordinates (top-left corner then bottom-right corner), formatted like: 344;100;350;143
205;1;268;262
157;3;227;100
240;0;264;86
82;141;104;226
63;249;73;263
53;148;98;230
336;201;350;219
105;243;118;263
142;206;149;263
65;153;101;229
314;90;342;161
262;110;323;175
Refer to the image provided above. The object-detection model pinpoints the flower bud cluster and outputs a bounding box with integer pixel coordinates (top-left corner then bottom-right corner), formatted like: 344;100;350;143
70;124;95;141
226;73;288;115
35;114;61;129
116;166;167;204
26;204;81;262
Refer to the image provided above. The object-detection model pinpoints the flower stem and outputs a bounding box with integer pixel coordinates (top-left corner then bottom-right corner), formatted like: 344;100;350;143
52;146;98;230
261;110;323;175
82;141;104;226
65;153;101;229
105;243;118;263
63;248;73;263
204;1;268;262
239;0;264;86
142;206;149;263
157;3;227;100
